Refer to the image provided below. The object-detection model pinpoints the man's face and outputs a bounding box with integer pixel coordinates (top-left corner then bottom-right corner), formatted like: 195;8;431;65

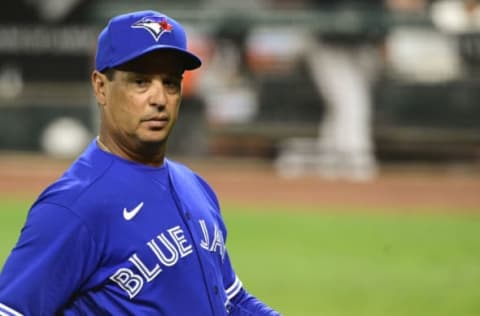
94;50;184;152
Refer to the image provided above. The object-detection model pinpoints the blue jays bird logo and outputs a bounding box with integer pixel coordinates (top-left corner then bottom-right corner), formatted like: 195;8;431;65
131;17;173;42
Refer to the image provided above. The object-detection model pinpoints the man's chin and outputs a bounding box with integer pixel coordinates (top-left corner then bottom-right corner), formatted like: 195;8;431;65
137;129;167;140
137;135;168;147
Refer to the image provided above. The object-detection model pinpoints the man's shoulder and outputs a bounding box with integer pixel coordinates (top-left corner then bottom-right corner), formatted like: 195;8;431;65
166;159;210;189
165;159;194;174
166;159;220;209
34;145;120;211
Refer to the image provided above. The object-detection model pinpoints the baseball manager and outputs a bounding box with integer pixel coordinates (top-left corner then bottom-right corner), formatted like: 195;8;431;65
0;10;281;316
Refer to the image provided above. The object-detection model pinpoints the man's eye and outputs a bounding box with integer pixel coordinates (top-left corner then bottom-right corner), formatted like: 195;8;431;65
164;80;181;90
134;78;148;85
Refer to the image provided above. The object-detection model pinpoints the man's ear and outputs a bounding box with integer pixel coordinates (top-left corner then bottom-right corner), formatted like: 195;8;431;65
91;70;108;106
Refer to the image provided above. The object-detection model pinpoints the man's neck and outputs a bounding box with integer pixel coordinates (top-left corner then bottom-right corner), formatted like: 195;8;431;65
97;135;166;167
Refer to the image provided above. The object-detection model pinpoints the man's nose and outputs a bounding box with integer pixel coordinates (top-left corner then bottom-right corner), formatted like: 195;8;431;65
149;80;167;107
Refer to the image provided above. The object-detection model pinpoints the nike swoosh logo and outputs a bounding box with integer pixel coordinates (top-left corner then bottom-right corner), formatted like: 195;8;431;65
123;202;144;221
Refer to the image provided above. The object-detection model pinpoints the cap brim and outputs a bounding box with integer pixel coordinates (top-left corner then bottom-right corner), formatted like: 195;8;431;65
109;45;202;71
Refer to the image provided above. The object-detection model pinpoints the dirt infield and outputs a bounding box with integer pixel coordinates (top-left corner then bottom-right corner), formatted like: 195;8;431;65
0;153;479;213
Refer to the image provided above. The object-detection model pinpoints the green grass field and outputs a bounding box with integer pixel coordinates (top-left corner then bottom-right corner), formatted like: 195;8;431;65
1;198;479;316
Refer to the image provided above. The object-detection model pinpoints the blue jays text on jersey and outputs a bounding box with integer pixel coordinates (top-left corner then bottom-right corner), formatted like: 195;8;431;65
0;140;280;316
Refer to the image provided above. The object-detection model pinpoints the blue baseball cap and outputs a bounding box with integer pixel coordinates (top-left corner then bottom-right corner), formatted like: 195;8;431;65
95;10;202;72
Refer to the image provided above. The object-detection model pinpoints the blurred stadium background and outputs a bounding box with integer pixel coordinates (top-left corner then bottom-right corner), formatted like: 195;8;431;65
1;0;480;315
0;0;479;165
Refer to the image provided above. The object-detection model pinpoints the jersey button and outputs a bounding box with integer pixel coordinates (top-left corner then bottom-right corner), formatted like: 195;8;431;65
226;302;233;314
184;212;191;220
213;285;219;295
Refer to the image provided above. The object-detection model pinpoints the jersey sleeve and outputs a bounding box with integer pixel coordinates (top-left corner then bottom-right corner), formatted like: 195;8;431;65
222;252;281;316
228;289;282;316
0;202;98;316
193;170;281;315
193;173;221;210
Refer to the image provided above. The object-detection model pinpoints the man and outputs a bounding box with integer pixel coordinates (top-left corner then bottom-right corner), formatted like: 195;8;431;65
0;10;281;315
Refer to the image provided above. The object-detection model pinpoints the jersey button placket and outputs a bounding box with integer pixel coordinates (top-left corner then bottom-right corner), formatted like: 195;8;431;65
213;285;219;295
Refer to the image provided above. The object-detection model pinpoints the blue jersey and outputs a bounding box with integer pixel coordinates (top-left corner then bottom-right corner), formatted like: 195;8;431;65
0;140;280;316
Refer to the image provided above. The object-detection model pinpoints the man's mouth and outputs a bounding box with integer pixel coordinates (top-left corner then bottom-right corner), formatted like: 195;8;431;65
141;116;169;129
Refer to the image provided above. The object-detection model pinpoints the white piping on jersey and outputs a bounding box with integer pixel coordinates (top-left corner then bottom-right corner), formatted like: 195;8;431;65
0;303;23;316
225;276;243;300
